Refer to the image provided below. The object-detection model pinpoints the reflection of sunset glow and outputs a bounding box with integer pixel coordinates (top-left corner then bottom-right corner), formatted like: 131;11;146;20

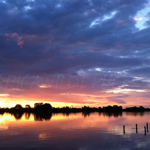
0;112;150;136
39;133;47;140
51;113;83;121
0;113;34;123
21;113;34;121
0;113;15;122
0;125;8;130
0;89;149;109
0;112;150;149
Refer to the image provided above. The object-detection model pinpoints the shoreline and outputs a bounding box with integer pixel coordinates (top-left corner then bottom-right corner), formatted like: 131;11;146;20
0;105;150;114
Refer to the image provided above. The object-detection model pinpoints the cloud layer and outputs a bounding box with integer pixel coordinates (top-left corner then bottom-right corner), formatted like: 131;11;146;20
1;0;150;107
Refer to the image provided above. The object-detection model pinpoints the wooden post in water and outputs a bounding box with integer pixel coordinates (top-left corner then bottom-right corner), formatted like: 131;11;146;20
146;123;148;133
136;124;138;133
144;126;146;136
123;125;125;134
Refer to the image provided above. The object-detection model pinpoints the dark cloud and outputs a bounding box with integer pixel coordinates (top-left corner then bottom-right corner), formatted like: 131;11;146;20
108;98;127;104
129;67;150;77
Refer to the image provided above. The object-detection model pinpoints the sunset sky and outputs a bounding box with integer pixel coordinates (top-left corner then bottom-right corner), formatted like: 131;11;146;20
1;0;150;108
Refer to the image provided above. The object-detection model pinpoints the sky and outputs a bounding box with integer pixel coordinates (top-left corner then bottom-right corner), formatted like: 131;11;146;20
1;0;150;108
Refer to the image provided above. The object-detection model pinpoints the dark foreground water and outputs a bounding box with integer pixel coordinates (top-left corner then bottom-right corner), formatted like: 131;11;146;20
0;112;150;150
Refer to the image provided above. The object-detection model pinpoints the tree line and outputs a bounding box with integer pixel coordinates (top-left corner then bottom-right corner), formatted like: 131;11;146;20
0;103;150;114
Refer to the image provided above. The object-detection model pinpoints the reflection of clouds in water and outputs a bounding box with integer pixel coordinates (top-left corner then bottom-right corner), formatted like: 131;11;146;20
108;124;150;137
0;124;8;130
137;141;146;148
0;113;13;122
10;131;23;135
122;134;131;139
79;148;87;150
135;139;150;149
1;112;150;150
39;133;47;140
107;125;139;135
0;114;12;130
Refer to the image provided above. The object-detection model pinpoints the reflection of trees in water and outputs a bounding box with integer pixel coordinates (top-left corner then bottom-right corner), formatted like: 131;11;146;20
103;112;122;118
34;112;52;121
3;111;149;121
0;113;4;116
13;112;23;120
12;112;52;121
25;113;30;120
82;112;123;118
82;112;90;118
0;109;5;115
34;113;43;121
0;112;4;115
62;113;70;117
126;112;145;116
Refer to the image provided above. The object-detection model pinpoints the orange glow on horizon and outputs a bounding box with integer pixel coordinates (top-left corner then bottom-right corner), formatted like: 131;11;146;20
0;90;150;108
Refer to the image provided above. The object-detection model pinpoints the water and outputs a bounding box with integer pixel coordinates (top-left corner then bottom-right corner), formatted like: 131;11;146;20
0;112;150;150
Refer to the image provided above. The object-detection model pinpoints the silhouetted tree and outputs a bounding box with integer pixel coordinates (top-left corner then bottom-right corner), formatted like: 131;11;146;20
82;106;91;112
34;103;52;113
25;105;31;109
14;104;23;110
82;112;90;117
34;103;43;108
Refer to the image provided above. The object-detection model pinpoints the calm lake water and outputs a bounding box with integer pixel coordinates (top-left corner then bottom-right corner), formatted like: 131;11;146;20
0;112;150;150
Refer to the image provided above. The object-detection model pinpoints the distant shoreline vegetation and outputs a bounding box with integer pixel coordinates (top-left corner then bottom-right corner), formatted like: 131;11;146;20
0;103;150;114
0;103;150;121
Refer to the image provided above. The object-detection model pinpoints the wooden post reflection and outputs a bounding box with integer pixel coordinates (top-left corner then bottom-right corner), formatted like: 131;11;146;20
136;124;138;133
123;125;125;134
144;126;146;136
146;123;148;133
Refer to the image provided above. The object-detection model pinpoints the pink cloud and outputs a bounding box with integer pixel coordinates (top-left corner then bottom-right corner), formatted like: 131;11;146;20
4;33;11;37
18;40;24;47
11;33;19;38
4;33;24;48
